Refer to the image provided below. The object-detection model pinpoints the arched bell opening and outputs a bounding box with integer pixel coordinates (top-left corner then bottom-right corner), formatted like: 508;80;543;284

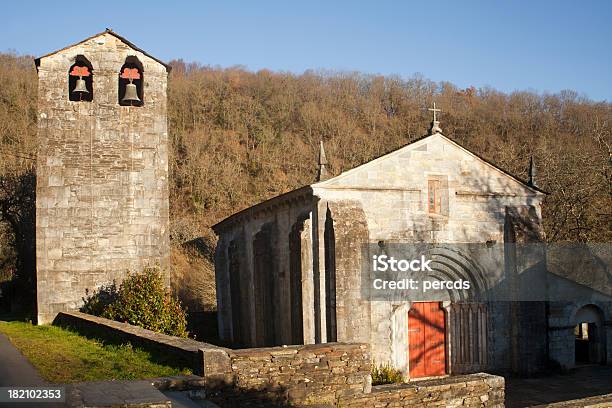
68;55;93;102
118;56;144;107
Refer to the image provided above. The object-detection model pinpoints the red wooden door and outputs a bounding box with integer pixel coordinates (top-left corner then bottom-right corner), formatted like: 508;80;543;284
408;303;426;377
408;302;446;378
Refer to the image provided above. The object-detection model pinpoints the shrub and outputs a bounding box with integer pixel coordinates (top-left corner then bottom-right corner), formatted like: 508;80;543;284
81;267;188;338
371;363;404;385
81;282;118;316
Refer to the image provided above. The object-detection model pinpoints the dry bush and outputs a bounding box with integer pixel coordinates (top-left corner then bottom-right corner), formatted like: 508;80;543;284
166;61;611;244
171;246;216;312
0;52;37;176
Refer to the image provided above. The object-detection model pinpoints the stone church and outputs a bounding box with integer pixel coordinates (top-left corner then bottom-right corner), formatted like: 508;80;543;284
32;31;610;380
34;30;170;324
213;116;612;378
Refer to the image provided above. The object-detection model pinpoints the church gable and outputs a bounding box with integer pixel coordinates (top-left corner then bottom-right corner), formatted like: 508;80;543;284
315;134;542;197
35;30;171;73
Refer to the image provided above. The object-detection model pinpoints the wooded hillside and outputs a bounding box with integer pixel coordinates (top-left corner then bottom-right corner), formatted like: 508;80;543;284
1;52;610;312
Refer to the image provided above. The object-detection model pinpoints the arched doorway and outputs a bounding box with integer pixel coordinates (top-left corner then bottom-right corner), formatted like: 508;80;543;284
573;304;606;365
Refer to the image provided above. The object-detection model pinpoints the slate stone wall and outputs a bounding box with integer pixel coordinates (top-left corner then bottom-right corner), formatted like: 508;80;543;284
54;312;372;406
530;393;612;407
338;373;505;408
204;343;371;407
35;32;170;324
55;311;506;407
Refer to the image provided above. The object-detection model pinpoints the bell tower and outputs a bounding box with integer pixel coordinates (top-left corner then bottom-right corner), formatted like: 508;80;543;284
34;30;171;324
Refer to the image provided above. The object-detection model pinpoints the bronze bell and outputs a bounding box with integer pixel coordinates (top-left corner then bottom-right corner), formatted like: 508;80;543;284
73;77;89;94
122;80;140;103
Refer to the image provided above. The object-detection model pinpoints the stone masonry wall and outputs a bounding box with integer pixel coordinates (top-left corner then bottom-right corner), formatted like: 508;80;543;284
56;311;506;407
203;343;371;407
530;393;612;407
36;32;170;324
339;373;505;408
54;311;371;406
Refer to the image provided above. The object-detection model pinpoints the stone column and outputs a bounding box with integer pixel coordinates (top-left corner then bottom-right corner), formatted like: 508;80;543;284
314;202;327;343
326;200;371;344
300;217;315;344
442;301;452;374
390;302;411;375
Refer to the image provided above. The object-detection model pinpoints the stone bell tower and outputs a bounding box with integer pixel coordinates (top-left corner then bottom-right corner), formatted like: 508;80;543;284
34;30;170;324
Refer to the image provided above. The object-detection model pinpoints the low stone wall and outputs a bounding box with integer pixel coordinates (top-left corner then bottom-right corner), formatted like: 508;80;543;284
53;311;223;374
55;311;505;407
338;373;504;408
531;393;612;407
204;343;371;407
53;312;371;406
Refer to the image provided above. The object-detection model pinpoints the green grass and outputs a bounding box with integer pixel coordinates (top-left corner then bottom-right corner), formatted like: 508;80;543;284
0;320;192;383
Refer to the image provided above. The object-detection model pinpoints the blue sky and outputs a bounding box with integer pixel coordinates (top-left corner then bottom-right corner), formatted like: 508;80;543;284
2;0;611;101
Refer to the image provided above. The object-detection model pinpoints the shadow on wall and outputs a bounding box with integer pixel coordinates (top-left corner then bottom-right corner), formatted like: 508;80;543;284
0;170;36;315
186;310;219;344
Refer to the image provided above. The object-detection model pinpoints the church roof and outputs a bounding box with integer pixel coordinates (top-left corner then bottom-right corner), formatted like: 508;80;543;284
212;132;547;232
213;185;314;232
34;29;171;72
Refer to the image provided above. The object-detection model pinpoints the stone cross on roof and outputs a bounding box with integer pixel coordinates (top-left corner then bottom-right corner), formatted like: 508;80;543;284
428;102;443;135
428;102;441;122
